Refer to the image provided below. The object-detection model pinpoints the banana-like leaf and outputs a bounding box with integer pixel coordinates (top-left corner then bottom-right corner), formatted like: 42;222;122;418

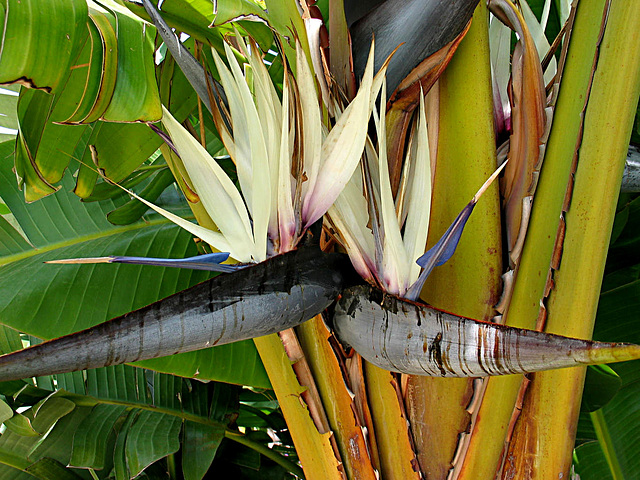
126;0;272;52
334;285;640;377
14;88;89;200
574;255;640;478
2;0;161;124
2;0;193;201
0;85;19;143
0;369;240;479
0;394;90;479
0;0;88;94
0;247;355;382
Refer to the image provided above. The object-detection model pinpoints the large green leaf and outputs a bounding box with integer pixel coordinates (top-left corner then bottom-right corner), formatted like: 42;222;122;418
182;420;224;480
3;367;239;479
125;0;273;53
574;441;615;480
1;0;161;123
69;403;127;470
14;88;89;201
98;0;162;123
0;0;88;94
574;366;640;480
2;0;187;202
125;410;182;477
0;394;92;479
0;141;269;388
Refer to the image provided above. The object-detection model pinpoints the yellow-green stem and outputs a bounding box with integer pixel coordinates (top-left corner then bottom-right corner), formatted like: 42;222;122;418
504;1;640;477
296;317;377;480
253;335;343;480
405;3;502;478
456;1;611;478
364;363;421;480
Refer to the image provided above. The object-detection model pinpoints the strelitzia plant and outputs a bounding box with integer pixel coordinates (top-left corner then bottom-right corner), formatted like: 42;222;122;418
3;11;639;383
0;0;639;479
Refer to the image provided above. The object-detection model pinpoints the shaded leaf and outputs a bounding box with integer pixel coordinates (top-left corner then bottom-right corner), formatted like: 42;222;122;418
69;404;127;470
125;410;182;478
582;365;622;413
182;421;224;480
3;414;38;438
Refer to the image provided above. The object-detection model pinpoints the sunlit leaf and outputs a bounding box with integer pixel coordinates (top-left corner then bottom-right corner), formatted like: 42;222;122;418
0;0;88;94
0;140;268;388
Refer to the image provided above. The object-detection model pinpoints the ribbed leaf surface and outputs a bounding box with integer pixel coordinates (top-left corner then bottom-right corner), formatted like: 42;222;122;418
125;411;182;478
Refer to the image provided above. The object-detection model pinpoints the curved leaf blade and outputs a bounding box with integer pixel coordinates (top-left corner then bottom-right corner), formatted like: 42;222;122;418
0;0;88;94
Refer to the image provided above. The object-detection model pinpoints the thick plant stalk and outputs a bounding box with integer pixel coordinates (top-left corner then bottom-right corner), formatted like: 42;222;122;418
0;247;353;382
333;285;640;376
296;316;378;480
450;2;606;478
363;363;421;480
502;1;640;478
253;334;346;480
402;3;502;478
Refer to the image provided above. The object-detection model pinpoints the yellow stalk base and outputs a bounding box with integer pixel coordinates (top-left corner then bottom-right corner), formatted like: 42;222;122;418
405;3;502;478
254;334;344;480
454;1;612;478
364;362;421;480
296;316;378;480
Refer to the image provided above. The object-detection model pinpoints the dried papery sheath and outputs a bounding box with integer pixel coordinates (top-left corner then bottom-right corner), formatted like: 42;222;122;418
0;248;356;382
333;285;640;377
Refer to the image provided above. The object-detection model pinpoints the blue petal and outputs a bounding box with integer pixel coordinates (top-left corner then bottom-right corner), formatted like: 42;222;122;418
405;202;476;300
47;253;241;273
110;253;240;272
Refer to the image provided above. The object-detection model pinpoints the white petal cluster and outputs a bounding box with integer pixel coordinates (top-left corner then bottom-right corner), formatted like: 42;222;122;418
327;88;433;297
156;37;386;263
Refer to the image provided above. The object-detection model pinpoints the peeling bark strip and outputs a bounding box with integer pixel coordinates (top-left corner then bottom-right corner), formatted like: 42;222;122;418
333;285;640;377
0;247;356;382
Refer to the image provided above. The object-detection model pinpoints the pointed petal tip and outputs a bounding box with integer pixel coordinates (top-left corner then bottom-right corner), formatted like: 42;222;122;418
473;159;508;203
45;257;115;265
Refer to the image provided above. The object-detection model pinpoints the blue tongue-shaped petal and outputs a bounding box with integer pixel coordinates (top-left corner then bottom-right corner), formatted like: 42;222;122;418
405;161;507;301
404;202;475;300
46;252;241;273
